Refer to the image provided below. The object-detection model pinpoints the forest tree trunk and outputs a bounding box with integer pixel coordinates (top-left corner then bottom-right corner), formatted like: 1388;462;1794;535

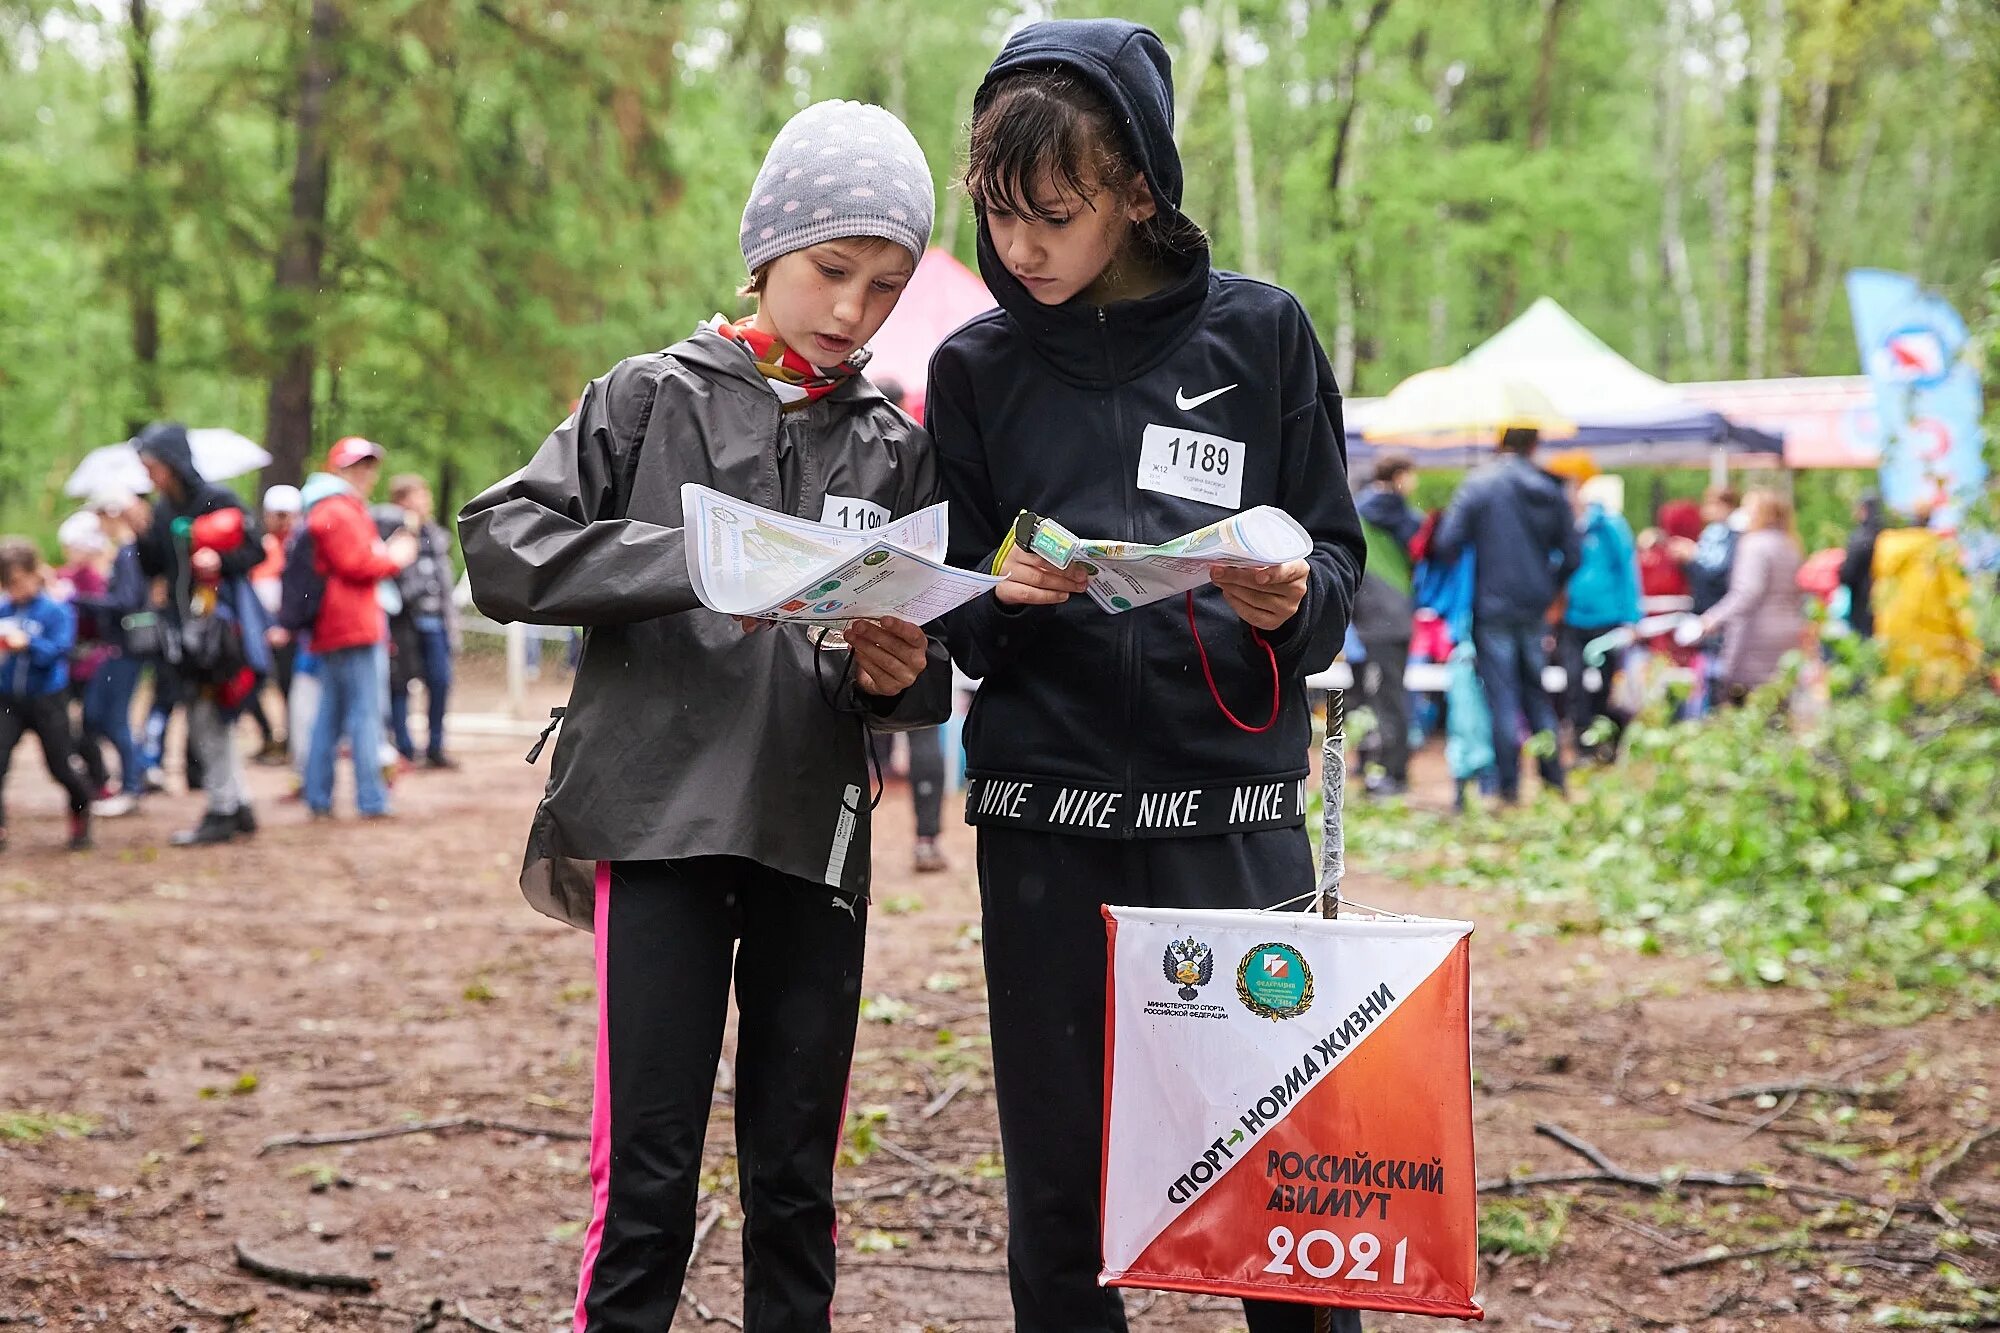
1703;3;1737;376
1528;0;1571;152
1222;0;1263;276
262;0;339;486
1658;0;1707;374
126;0;162;432
1745;0;1784;378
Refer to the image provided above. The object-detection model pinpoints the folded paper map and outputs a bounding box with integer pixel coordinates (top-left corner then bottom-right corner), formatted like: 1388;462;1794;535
1019;506;1312;613
683;483;1002;626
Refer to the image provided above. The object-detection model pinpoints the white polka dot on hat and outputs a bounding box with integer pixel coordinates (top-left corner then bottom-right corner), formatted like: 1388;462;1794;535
739;100;935;275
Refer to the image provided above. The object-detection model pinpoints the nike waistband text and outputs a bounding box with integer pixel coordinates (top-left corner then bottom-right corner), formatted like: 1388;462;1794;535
962;770;1309;839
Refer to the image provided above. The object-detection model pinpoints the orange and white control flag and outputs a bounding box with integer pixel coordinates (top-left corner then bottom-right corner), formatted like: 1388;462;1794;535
1100;906;1482;1320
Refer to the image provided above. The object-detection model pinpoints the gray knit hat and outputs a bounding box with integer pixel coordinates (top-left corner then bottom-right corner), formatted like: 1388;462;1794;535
740;100;935;275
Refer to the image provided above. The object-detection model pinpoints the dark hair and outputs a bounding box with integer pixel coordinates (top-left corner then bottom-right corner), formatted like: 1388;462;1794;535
0;536;43;580
965;68;1204;266
1499;426;1540;455
1372;454;1414;486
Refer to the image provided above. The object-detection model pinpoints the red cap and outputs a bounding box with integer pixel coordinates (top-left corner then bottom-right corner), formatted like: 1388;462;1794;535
328;436;386;470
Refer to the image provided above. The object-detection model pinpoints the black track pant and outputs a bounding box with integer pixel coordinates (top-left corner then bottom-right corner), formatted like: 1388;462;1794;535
871;728;947;840
1357;635;1412;783
1557;623;1626;757
574;857;866;1333
977;826;1362;1333
906;727;945;840
66;678;110;790
0;692;96;827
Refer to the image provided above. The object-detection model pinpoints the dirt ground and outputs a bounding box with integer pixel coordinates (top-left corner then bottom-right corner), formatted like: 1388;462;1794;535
2;661;1996;1331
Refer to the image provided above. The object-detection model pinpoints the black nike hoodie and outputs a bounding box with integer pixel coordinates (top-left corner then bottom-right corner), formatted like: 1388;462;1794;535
931;18;1365;836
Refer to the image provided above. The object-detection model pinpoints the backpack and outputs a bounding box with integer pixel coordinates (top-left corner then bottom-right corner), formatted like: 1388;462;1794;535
179;602;248;686
277;528;325;634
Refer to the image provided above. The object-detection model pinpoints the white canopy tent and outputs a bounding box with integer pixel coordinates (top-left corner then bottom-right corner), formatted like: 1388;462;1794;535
1346;298;1783;473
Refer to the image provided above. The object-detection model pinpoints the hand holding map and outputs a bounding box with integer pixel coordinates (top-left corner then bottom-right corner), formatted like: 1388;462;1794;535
1014;506;1314;614
683;484;1002;626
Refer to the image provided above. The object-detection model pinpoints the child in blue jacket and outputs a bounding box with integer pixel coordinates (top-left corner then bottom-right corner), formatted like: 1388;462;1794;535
1558;476;1641;758
0;537;96;851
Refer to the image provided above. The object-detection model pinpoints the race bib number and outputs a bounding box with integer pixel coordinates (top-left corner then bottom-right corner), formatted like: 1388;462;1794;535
819;494;890;531
1137;424;1244;509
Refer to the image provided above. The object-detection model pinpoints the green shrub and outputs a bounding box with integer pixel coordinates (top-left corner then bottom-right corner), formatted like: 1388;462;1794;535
1351;650;2000;1007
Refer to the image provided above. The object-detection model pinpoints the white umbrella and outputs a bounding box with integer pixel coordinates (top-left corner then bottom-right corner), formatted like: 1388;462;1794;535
64;428;273;498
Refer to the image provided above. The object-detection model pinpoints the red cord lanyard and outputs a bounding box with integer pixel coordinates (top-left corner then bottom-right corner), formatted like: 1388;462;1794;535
1185;590;1281;734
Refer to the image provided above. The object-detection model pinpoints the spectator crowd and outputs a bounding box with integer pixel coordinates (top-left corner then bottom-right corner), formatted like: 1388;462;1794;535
1348;427;1986;806
0;425;461;854
4;416;1989;850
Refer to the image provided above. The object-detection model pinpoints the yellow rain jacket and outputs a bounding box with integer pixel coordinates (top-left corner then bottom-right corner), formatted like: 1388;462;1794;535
1871;527;1980;697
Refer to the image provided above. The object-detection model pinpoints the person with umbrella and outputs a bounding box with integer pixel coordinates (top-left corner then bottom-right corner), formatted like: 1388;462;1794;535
132;422;270;846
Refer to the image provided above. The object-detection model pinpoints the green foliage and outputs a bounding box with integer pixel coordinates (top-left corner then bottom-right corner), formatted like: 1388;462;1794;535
850;1228;906;1253
197;1070;260;1099
1354;650;2000;1007
1478;1197;1570;1260
0;1109;97;1143
1871;1266;2000;1326
286;1159;341;1190
841;1103;890;1166
4;0;1998;542
858;993;913;1025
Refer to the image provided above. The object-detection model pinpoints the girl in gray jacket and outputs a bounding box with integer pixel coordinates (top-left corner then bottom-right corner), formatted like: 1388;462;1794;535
461;101;949;1333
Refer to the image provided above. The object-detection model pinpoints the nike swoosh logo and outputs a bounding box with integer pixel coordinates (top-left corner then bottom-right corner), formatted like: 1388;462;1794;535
1176;383;1239;411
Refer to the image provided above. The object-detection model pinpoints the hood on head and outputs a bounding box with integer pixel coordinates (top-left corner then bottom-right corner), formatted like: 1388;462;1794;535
976;19;1185;225
300;472;353;512
970;18;1211;335
963;19;1218;387
1658;499;1704;543
1357;488;1407;529
134;422;201;493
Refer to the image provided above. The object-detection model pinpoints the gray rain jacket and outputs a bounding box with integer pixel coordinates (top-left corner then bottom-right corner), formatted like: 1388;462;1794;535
459;328;954;929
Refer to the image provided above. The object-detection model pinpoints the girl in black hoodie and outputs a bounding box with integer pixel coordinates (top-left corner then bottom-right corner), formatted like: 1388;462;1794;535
933;20;1365;1333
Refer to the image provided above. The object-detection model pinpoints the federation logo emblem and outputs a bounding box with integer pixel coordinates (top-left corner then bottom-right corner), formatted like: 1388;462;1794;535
1236;942;1314;1020
1162;937;1214;1001
1879;326;1955;389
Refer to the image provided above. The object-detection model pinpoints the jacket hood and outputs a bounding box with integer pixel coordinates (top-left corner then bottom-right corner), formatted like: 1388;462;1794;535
969;19;1212;387
1516;456;1572;517
133;422;202;494
301;472;352;512
976;20;1186;220
1873;525;1946;574
1358;488;1409;531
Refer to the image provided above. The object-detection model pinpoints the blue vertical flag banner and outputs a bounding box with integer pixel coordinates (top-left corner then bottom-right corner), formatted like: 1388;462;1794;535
1846;268;1987;518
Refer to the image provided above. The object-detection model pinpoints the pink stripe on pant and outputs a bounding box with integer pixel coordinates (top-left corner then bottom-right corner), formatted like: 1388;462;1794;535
572;861;614;1331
